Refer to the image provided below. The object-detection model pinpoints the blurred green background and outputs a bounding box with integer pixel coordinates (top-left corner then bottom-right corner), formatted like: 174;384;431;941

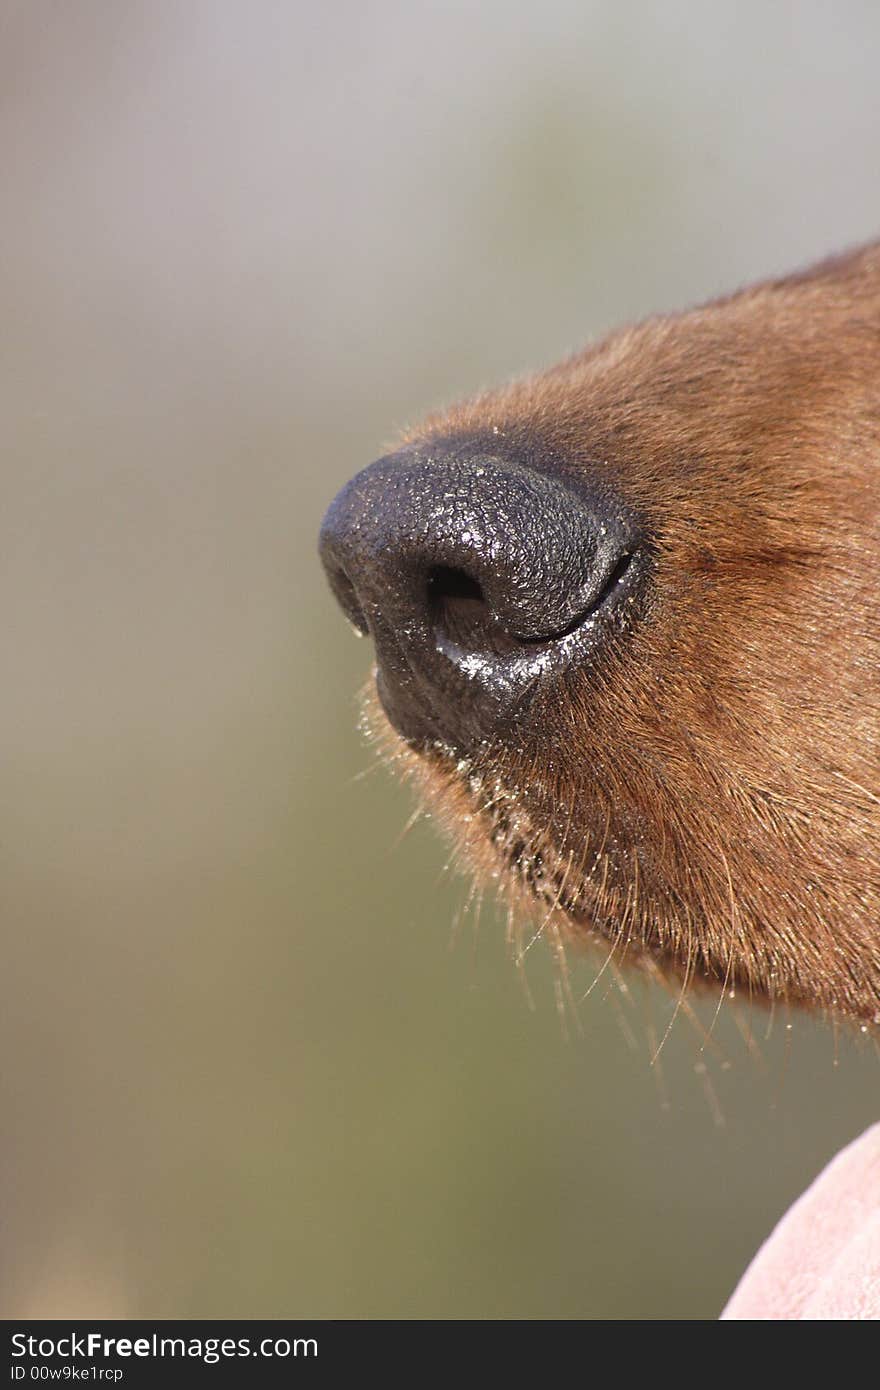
2;1;879;1320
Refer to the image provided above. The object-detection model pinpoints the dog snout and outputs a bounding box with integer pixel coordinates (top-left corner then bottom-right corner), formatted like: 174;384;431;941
319;439;640;746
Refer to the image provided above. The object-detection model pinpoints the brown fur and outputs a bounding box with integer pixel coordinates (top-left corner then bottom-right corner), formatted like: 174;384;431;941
366;243;880;1023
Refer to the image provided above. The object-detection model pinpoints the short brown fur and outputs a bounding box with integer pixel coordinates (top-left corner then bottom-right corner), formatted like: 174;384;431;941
366;244;880;1023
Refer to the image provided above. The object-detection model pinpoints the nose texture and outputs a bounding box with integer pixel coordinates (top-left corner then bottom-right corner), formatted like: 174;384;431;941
319;439;641;746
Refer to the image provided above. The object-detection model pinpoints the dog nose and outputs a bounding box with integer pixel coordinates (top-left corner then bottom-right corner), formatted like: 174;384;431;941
319;439;639;746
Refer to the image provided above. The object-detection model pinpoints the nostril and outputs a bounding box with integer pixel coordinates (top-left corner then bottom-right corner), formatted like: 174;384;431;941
425;551;636;657
426;564;484;607
426;564;506;654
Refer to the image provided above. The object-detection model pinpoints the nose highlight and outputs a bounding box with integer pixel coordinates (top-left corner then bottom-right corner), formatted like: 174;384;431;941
324;563;369;637
319;440;639;744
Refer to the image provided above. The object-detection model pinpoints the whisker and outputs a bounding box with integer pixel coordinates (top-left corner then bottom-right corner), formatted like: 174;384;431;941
390;804;426;851
694;1058;725;1129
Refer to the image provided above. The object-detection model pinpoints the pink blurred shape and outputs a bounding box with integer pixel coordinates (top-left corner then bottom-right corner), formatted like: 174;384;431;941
723;1123;880;1319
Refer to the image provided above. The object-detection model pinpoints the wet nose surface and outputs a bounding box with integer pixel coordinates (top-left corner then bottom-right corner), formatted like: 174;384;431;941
319;439;642;746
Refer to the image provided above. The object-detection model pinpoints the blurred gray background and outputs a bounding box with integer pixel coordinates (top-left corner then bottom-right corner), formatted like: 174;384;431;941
2;0;879;1319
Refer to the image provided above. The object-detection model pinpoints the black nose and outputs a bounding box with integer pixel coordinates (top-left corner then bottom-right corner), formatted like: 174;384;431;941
319;438;641;747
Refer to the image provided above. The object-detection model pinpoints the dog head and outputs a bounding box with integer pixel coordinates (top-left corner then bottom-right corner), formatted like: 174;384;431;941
320;245;880;1023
